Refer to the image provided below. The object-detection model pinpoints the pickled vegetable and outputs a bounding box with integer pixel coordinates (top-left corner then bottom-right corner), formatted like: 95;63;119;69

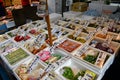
5;48;29;65
84;55;97;64
62;67;74;79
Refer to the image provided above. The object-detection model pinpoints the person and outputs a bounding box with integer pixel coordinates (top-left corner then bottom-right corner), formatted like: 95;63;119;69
66;0;73;11
21;0;31;8
0;0;6;17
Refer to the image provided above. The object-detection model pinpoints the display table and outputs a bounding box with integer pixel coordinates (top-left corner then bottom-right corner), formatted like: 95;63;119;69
0;16;120;80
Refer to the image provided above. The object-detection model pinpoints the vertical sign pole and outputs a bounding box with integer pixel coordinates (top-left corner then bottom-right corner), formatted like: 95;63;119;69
45;0;53;46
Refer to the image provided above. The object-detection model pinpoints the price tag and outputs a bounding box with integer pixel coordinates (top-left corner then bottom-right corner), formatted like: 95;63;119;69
74;29;82;37
86;32;93;40
52;27;57;34
57;31;63;38
44;63;56;72
34;34;46;46
84;21;89;28
49;42;59;53
27;56;39;73
102;27;108;34
95;26;101;33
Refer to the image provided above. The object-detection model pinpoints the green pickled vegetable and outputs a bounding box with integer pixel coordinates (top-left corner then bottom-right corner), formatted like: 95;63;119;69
62;67;74;80
7;32;15;37
5;48;29;65
84;55;97;64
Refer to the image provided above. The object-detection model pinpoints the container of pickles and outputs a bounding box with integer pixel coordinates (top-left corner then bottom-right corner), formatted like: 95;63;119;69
89;37;120;55
28;27;45;38
13;56;45;80
0;39;18;55
57;39;81;54
1;47;31;69
37;48;67;65
67;32;88;44
55;58;99;80
0;34;9;43
24;37;47;55
74;46;112;73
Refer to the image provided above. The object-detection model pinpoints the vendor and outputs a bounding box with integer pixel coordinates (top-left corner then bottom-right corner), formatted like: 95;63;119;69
21;0;31;7
0;0;6;17
66;0;73;11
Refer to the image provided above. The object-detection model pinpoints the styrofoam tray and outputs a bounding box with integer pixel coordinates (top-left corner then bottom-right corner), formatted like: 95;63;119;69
36;47;68;65
0;39;18;55
13;56;45;80
55;58;99;80
1;47;32;69
56;38;83;56
0;34;9;44
89;37;120;55
74;46;112;73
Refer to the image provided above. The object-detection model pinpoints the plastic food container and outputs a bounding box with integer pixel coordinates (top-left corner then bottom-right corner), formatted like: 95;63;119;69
37;48;67;65
55;58;99;80
1;47;31;69
0;34;9;43
13;56;45;80
0;39;18;55
57;39;82;54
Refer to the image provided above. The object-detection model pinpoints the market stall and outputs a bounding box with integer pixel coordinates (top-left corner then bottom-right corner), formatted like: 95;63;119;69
0;1;120;80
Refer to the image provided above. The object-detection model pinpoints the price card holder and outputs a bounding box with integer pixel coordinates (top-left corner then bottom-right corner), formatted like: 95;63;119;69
74;28;82;37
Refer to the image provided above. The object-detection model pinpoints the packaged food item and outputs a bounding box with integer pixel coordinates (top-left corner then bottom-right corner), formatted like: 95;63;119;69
28;28;45;37
15;57;44;80
4;48;29;65
7;30;18;37
14;35;31;42
24;38;47;55
0;34;9;43
96;33;107;39
95;42;114;54
90;39;114;54
38;51;51;62
81;70;96;80
57;39;81;53
60;66;74;80
38;50;63;64
81;49;99;64
0;40;17;54
59;65;96;80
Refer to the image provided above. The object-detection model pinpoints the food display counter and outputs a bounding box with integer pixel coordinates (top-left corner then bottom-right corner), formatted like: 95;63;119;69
0;16;120;80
